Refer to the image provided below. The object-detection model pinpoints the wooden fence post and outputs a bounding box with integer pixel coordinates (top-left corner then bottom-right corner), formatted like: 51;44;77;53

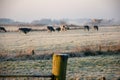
52;53;68;80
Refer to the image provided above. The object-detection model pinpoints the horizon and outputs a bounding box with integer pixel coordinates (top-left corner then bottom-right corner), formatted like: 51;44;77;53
0;0;120;22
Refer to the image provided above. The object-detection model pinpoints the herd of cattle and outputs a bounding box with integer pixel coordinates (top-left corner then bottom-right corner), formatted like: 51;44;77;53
47;25;70;32
0;25;98;34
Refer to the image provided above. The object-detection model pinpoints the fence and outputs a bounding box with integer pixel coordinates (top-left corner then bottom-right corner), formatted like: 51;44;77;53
0;53;68;80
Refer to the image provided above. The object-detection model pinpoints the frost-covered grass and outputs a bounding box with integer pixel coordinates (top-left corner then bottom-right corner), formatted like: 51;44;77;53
67;55;120;80
0;54;120;80
0;26;120;80
0;26;120;54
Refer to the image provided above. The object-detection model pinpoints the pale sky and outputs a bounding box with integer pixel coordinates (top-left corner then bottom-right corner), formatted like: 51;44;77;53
0;0;120;22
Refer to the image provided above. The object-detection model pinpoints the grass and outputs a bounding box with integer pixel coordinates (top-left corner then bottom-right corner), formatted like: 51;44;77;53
67;55;120;80
0;54;120;80
0;26;120;80
0;47;120;61
0;60;52;75
0;26;120;54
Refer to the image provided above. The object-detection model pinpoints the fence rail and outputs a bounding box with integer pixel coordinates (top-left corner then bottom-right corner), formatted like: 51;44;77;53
0;74;52;78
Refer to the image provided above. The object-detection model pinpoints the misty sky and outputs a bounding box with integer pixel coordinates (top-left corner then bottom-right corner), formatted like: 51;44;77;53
0;0;120;22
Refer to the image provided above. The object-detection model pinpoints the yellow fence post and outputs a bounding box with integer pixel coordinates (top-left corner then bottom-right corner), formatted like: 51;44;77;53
52;53;68;80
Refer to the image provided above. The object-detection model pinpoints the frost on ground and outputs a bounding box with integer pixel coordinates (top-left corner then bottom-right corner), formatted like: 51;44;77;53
0;26;120;80
0;26;120;54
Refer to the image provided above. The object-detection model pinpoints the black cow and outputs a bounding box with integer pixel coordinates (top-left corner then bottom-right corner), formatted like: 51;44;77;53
65;26;70;30
19;28;32;34
94;25;99;31
84;25;89;31
56;27;61;32
0;27;7;32
47;26;55;32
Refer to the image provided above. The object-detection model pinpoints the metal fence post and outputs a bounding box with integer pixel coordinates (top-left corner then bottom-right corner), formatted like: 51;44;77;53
52;53;68;80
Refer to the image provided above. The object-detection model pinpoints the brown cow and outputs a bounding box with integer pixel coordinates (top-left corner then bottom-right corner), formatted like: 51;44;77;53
60;25;69;31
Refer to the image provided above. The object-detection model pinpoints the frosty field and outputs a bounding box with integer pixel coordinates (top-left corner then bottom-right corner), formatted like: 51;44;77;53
0;26;120;80
0;26;120;54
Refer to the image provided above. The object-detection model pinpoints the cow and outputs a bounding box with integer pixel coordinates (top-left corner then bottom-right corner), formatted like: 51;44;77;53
60;25;67;31
56;27;61;32
65;26;70;30
47;26;55;32
60;25;70;31
84;25;89;31
0;26;7;32
93;25;99;31
18;28;32;34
